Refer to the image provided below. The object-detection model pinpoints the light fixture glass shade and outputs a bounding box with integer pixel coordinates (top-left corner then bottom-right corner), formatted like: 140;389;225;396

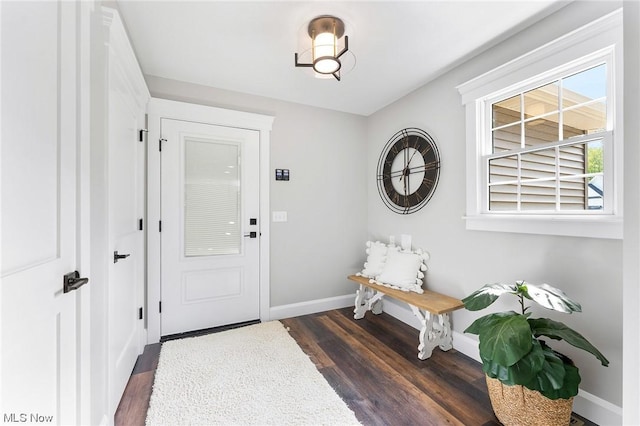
313;32;339;74
294;15;349;81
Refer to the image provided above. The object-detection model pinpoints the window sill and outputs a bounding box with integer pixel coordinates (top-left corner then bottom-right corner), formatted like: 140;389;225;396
464;214;622;239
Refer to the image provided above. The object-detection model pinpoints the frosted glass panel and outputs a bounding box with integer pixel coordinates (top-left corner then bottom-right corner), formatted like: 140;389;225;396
184;138;241;256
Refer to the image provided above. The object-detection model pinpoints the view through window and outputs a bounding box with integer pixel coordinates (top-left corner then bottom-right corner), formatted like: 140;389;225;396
488;64;607;212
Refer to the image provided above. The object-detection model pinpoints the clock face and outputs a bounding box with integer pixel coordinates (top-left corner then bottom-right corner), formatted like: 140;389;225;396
376;128;440;214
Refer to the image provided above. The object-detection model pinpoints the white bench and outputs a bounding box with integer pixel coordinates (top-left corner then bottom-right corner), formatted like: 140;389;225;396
348;274;464;360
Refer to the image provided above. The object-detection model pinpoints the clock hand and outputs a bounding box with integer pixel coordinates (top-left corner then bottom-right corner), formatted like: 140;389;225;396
407;148;418;166
404;168;409;195
405;162;437;175
399;166;408;182
386;169;404;179
400;145;420;182
404;170;411;195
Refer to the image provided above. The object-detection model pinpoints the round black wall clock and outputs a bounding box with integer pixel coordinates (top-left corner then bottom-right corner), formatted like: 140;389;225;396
376;128;440;214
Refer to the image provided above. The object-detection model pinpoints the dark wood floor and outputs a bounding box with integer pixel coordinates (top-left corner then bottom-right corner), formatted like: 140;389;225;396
115;307;595;425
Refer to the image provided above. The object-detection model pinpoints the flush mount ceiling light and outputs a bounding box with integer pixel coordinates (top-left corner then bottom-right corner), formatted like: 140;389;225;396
294;15;349;81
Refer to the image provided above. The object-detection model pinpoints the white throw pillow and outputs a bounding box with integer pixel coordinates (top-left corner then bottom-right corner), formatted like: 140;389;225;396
358;241;388;278
375;246;429;293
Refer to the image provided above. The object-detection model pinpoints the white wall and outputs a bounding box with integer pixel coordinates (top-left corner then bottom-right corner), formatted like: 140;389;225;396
145;76;368;307
622;1;640;423
366;0;623;410
142;0;631;418
90;4;110;424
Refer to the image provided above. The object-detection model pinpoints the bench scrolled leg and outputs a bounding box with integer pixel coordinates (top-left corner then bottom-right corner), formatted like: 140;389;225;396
371;298;383;315
409;305;454;360
438;313;453;351
354;284;385;319
354;284;368;319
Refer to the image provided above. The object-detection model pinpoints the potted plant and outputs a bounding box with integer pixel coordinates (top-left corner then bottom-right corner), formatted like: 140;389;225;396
462;281;609;426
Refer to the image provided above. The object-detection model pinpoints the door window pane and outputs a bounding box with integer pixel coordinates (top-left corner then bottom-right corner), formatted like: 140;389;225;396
184;138;241;256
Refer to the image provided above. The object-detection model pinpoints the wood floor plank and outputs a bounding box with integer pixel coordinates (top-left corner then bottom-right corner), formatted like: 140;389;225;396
318;311;486;425
281;315;336;369
339;305;491;396
131;343;161;375
317;366;387;426
115;308;596;426
114;370;154;426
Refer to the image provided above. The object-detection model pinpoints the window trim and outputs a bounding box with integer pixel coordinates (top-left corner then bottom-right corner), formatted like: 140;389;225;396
457;9;623;239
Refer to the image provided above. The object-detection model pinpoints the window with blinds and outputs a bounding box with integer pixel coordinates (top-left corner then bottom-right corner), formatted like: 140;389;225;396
487;64;607;212
184;138;241;257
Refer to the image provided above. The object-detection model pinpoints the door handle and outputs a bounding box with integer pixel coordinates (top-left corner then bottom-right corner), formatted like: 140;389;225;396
114;251;131;263
63;271;89;293
244;232;257;238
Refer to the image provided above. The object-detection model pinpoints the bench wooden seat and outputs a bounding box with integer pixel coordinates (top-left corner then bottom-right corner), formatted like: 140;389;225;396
348;274;464;360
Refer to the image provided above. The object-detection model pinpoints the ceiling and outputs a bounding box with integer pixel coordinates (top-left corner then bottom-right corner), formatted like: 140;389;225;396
116;1;568;116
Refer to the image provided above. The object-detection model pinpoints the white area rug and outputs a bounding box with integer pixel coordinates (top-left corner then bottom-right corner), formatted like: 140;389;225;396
145;321;360;425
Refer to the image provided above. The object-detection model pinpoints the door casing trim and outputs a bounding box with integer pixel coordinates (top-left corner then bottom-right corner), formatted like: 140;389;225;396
146;98;274;343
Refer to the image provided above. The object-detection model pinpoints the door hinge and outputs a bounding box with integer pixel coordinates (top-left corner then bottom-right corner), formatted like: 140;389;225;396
159;138;166;152
159;301;162;313
138;307;143;320
138;218;143;231
159;220;162;232
139;129;148;142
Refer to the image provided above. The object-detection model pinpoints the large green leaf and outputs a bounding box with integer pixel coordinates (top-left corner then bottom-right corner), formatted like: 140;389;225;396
465;313;500;335
465;311;523;336
505;339;546;384
483;359;513;384
528;318;610;366
522;344;581;400
462;283;517;311
478;336;511;381
482;339;546;386
518;282;582;313
475;312;533;366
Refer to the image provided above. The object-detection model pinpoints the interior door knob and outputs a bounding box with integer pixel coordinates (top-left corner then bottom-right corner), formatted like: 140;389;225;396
63;271;89;293
114;251;131;263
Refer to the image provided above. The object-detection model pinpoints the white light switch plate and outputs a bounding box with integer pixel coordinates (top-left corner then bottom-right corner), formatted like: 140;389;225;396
272;211;288;222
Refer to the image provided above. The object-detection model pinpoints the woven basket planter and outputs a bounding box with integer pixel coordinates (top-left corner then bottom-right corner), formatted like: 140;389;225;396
486;376;574;426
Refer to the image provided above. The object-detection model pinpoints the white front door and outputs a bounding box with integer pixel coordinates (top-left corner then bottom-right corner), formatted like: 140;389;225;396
1;2;85;423
160;119;260;336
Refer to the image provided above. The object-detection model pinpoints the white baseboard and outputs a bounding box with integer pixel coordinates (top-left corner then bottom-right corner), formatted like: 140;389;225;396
380;297;423;328
269;294;354;320
380;300;622;426
573;389;623;426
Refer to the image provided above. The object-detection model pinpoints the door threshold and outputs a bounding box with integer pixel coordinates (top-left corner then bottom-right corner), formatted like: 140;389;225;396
160;319;261;342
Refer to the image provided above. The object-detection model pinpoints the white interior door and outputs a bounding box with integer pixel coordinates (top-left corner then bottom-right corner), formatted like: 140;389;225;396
103;8;148;417
106;82;145;414
160;119;260;336
1;2;83;423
